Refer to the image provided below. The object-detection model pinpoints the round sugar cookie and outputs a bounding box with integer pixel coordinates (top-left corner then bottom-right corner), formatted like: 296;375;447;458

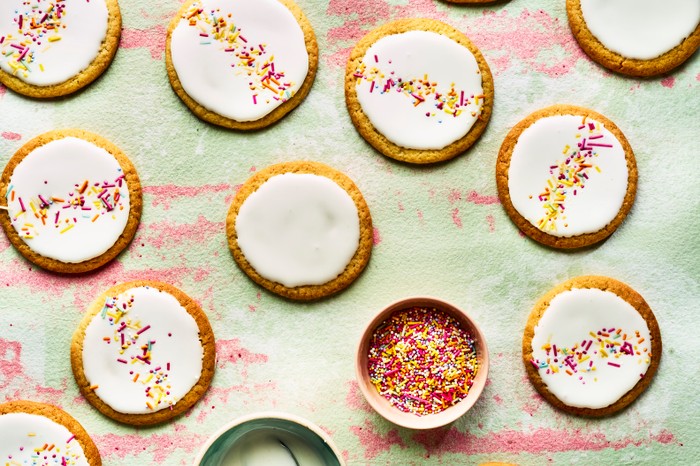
0;400;101;466
0;0;121;98
71;281;216;426
0;129;142;273
496;105;636;249
226;161;373;301
165;0;318;130
345;18;493;164
523;276;661;417
567;0;700;77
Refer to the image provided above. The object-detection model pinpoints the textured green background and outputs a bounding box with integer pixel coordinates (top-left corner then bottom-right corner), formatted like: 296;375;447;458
0;0;698;464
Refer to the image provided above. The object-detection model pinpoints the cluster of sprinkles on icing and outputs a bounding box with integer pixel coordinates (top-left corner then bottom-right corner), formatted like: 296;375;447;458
94;289;176;411
0;0;70;78
531;326;651;384
3;430;85;465
6;170;126;240
367;307;479;416
533;116;614;232
182;1;295;106
353;54;485;121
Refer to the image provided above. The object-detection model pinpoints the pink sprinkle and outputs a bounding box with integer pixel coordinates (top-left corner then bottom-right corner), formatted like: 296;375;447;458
18;15;23;30
18;197;25;212
578;124;585;130
199;33;208;37
588;143;613;148
530;359;540;370
608;362;621;368
239;35;247;43
460;91;464;107
552;344;558;356
136;325;151;335
117;358;128;364
588;123;595;130
167;362;170;371
252;94;257;105
66;435;75;444
374;54;378;63
370;81;375;93
54;212;59;224
589;134;604;140
585;340;593;351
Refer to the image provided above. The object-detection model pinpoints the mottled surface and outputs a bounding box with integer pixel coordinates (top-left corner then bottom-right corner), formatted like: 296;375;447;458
0;0;698;464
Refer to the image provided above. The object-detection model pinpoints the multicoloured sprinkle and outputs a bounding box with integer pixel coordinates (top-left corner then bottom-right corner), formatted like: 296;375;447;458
534;117;613;232
367;307;479;416
182;2;295;105
0;0;69;78
531;326;652;385
353;55;485;120
96;290;175;411
7;171;126;240
2;429;85;466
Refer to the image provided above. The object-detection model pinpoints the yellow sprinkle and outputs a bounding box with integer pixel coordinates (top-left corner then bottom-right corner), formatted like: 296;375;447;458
48;35;62;42
60;224;74;234
39;63;44;72
595;166;601;173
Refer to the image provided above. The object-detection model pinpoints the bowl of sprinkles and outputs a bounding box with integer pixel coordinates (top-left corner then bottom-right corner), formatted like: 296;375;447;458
356;297;488;429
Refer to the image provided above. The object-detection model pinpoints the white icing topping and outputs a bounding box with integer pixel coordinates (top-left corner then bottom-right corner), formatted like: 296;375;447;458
235;173;360;288
531;288;652;409
354;30;484;150
170;0;309;122
507;115;628;237
0;0;109;86
81;286;204;414
6;137;131;264
0;412;89;466
581;0;700;60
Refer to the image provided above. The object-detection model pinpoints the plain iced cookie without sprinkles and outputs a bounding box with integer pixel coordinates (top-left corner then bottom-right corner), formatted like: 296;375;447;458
0;129;141;273
0;400;101;466
165;0;318;130
496;105;636;249
71;281;216;426
567;0;700;77
523;276;661;417
226;161;373;301
345;19;493;164
0;0;121;98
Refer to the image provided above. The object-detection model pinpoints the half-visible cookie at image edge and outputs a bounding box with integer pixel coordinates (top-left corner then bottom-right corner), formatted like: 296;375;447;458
0;400;102;466
165;0;318;130
0;0;121;98
496;105;636;249
345;18;493;164
0;129;142;273
226;161;373;301
522;276;661;417
566;0;700;77
70;281;216;426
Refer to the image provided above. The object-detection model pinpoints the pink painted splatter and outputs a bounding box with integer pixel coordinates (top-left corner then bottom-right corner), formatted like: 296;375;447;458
95;425;206;463
138;216;224;250
486;214;496;232
1;132;21;141
451;208;463;229
372;227;382;245
350;420;407;460
411;426;676;457
345;380;373;413
215;338;269;373
661;76;675;89
142;183;232;209
119;25;167;60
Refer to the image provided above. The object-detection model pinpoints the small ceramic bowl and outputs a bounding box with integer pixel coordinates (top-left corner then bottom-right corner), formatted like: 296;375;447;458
194;412;345;466
355;296;489;429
